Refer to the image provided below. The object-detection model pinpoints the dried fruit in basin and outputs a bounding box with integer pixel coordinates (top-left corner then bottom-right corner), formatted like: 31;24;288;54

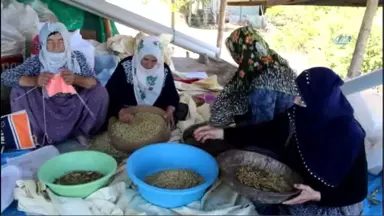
145;169;205;189
53;171;104;185
236;166;292;193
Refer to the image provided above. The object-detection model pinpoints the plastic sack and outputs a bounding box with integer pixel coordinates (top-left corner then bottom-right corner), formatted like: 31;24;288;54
4;145;60;180
1;15;25;57
2;0;39;57
70;30;95;69
1;165;22;213
346;89;383;175
28;0;57;22
95;55;119;86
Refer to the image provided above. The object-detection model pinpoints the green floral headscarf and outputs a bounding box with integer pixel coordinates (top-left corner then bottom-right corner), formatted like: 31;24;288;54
210;26;298;126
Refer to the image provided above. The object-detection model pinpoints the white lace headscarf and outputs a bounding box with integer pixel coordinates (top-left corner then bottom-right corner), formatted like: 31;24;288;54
131;36;165;105
38;22;80;74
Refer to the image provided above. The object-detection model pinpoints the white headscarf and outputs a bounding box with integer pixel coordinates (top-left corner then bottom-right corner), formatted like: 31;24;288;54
131;36;165;105
38;22;80;74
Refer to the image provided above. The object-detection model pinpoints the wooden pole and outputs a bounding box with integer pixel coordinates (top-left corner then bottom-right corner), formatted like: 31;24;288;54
347;0;379;78
171;0;175;32
216;0;228;58
103;18;113;40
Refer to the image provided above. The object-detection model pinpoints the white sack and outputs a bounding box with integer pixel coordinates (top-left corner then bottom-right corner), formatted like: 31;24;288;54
346;88;383;175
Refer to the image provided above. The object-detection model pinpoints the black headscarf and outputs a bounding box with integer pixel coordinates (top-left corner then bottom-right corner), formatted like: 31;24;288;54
291;67;365;187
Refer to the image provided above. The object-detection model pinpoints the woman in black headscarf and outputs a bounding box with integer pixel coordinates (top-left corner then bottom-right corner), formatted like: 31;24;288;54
194;67;367;215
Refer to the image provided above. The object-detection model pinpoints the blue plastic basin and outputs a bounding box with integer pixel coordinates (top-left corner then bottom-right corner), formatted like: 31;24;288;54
127;143;219;208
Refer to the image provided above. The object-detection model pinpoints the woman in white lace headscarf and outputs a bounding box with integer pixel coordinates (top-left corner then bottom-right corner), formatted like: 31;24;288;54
106;35;179;127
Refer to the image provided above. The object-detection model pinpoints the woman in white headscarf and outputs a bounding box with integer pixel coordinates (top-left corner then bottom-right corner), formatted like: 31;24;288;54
106;35;179;127
1;22;109;146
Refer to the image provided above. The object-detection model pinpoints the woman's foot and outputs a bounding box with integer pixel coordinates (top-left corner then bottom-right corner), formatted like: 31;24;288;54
76;135;89;147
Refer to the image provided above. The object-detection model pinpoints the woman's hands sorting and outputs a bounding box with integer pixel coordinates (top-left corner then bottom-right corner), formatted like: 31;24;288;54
283;184;321;205
193;125;224;142
164;106;175;128
119;108;134;123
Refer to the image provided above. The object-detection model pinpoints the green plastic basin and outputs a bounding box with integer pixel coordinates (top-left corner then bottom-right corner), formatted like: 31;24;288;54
37;151;117;198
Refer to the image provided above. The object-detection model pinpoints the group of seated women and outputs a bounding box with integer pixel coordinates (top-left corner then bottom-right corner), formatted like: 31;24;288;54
1;22;179;146
1;23;367;215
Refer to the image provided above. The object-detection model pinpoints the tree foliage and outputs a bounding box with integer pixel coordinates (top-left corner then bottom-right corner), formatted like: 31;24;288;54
263;6;383;78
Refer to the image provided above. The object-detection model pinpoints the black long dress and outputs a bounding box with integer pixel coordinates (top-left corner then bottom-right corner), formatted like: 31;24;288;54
220;112;367;214
105;56;180;120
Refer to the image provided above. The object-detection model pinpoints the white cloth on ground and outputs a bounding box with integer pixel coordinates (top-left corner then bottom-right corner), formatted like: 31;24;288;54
169;92;211;142
15;170;257;215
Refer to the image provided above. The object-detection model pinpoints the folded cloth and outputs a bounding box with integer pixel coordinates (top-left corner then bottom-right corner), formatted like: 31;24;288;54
15;170;257;215
169;93;210;143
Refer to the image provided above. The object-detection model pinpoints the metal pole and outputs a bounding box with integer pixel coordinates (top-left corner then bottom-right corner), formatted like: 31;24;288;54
59;0;220;57
342;68;383;95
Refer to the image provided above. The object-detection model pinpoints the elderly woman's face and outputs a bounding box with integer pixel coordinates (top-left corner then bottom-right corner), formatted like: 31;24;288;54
46;33;65;53
141;55;158;70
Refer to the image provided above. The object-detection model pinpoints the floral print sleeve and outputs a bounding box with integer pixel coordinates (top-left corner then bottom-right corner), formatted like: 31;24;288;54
1;55;41;88
73;51;95;78
210;26;298;126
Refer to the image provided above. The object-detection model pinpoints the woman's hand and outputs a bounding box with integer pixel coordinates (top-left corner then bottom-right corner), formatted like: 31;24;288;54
119;108;134;123
283;184;321;205
61;70;75;85
193;125;224;143
37;72;54;87
164;106;175;128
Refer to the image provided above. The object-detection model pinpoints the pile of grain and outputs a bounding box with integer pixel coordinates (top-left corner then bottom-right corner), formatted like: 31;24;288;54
53;171;104;185
145;169;205;189
87;132;128;164
110;112;167;143
236;166;291;193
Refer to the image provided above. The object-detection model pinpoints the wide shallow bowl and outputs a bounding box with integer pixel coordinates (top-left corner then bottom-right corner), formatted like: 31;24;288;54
182;122;232;157
38;151;117;198
127;143;219;208
217;149;303;204
109;105;171;153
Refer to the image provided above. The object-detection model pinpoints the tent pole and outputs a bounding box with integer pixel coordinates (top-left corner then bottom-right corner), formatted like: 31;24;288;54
347;0;379;78
216;0;228;58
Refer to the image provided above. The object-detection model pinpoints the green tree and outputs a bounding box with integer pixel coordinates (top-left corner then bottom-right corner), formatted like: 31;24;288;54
264;6;382;77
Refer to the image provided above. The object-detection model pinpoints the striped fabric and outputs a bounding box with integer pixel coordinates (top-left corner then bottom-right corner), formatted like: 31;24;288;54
1;110;36;150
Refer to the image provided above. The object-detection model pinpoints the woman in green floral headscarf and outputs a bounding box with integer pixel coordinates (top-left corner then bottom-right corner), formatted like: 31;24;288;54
210;26;298;126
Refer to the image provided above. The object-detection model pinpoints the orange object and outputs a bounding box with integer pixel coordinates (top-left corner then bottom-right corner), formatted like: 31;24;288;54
45;73;76;97
10;112;35;149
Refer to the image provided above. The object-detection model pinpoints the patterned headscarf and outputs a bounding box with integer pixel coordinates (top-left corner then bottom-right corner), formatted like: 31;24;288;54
210;27;298;126
39;22;80;74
